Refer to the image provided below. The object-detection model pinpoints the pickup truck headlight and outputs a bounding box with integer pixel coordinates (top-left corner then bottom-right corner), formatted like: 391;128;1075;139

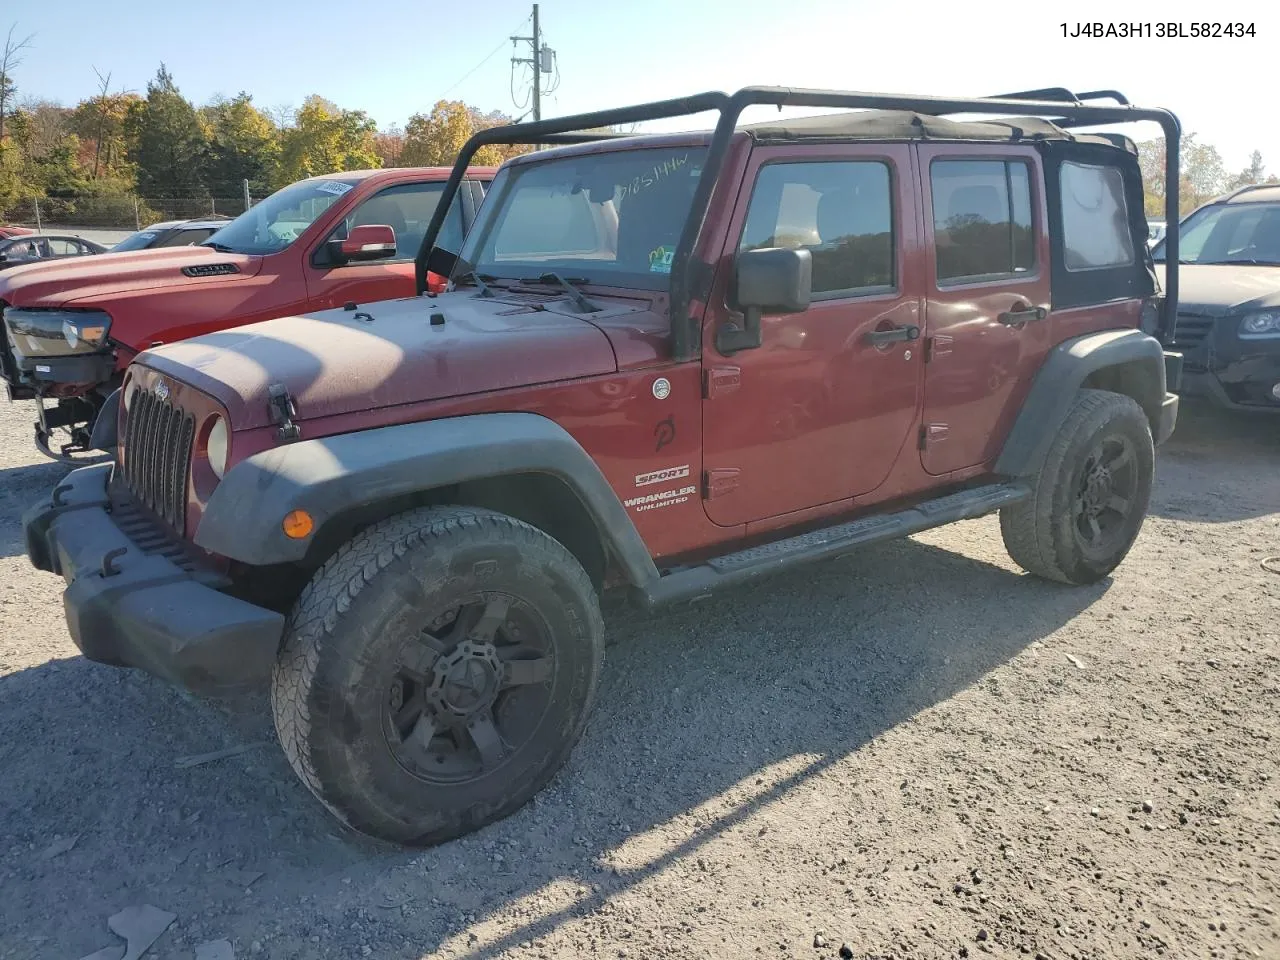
4;308;113;357
62;314;111;348
1239;310;1280;339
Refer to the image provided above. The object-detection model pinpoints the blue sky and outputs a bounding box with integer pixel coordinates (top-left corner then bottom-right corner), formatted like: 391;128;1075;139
10;0;1278;172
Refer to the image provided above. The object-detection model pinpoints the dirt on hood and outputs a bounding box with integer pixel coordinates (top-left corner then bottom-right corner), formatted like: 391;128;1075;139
138;291;625;429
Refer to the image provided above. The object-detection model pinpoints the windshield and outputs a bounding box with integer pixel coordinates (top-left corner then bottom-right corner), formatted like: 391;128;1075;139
111;229;164;252
1153;201;1280;265
456;146;707;289
202;178;359;255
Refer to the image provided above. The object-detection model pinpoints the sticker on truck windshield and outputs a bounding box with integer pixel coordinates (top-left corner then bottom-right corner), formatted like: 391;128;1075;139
649;245;675;273
315;181;354;196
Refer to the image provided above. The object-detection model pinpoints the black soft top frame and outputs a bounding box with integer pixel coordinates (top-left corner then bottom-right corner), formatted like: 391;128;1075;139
415;86;1180;359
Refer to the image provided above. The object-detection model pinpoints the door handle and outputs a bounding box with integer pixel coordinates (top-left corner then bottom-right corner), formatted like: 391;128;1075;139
864;324;921;346
998;304;1047;326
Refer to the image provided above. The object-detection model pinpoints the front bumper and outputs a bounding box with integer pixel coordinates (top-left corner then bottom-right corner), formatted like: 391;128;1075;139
1170;321;1280;414
23;463;285;697
1178;354;1280;414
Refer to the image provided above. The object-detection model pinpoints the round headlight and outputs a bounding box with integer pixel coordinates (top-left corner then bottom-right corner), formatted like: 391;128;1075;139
206;416;229;480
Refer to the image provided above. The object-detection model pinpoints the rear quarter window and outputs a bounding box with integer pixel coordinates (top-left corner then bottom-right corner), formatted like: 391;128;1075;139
1060;161;1135;271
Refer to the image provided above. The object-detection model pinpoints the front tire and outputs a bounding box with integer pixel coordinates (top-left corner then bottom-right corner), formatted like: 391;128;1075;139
1000;389;1154;585
271;506;604;845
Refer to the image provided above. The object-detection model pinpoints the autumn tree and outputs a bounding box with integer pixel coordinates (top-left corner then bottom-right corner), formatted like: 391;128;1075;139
202;92;279;194
275;95;380;186
373;124;404;167
400;100;531;168
126;64;209;198
69;89;140;180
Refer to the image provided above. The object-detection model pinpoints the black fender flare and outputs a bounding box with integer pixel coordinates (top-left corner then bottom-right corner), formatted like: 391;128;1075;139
995;329;1170;478
89;388;120;453
194;412;661;588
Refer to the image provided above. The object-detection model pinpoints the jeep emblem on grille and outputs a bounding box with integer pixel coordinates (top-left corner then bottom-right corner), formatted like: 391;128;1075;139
155;381;170;402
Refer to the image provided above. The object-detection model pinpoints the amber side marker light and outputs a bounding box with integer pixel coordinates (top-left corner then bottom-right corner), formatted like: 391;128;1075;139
282;510;314;539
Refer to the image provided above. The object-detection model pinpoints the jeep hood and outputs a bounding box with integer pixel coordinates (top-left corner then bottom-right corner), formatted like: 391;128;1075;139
1155;262;1280;317
0;245;264;308
140;291;625;429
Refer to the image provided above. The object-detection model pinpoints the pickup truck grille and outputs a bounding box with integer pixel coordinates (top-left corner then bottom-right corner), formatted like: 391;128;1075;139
121;386;195;535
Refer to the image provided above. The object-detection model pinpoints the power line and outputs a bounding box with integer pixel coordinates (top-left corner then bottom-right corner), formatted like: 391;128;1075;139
434;13;531;104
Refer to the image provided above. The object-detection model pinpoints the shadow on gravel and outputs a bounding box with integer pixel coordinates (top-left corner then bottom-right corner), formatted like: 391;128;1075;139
1150;399;1279;524
0;533;1105;959
0;459;72;557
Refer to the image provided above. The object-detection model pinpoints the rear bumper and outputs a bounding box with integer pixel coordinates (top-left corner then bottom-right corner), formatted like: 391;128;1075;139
23;463;285;697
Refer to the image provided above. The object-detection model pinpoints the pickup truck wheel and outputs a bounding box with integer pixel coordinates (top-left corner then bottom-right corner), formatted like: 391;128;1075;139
270;506;603;846
1000;389;1154;585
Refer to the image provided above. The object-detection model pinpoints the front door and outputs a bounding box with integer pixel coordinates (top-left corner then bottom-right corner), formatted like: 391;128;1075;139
917;146;1052;475
701;144;924;528
305;180;469;309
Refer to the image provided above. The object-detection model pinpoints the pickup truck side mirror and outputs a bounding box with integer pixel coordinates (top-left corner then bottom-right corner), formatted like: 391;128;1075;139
717;246;812;354
329;224;397;265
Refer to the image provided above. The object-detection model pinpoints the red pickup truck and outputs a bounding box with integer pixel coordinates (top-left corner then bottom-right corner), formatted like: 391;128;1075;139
0;165;495;460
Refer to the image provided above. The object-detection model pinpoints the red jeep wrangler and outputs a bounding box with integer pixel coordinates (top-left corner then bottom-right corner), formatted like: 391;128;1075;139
24;86;1184;846
0;166;494;461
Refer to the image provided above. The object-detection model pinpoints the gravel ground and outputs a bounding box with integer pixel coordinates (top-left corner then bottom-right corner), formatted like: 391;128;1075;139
0;395;1277;960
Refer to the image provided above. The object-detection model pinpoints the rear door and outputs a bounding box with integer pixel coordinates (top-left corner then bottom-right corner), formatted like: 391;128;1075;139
917;145;1052;475
701;143;924;527
304;179;472;309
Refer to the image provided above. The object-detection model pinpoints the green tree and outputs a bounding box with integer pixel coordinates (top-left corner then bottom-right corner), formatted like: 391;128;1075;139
1137;134;1232;216
275;95;380;186
202;92;279;194
126;64;209;198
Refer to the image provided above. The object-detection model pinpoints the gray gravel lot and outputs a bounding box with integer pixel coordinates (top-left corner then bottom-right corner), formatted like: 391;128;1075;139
0;396;1277;960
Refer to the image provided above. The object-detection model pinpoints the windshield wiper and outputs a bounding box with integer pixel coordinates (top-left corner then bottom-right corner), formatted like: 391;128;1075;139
529;272;601;313
453;269;498;298
1203;258;1280;266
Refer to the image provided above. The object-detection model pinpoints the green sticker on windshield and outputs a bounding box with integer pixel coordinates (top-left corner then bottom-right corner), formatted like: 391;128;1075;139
649;245;675;274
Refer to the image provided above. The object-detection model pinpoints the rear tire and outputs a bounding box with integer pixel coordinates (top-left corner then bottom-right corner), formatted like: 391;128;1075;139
1000;389;1154;585
270;506;604;846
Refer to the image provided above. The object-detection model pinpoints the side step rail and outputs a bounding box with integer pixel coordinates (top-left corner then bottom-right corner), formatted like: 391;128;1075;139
638;482;1030;609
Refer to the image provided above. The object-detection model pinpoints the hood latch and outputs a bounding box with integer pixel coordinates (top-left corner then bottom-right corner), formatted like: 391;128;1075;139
268;383;301;443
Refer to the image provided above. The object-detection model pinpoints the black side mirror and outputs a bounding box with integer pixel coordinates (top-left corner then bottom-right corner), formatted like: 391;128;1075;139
717;247;812;354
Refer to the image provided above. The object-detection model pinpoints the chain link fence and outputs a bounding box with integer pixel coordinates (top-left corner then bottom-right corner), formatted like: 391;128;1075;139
1;192;268;235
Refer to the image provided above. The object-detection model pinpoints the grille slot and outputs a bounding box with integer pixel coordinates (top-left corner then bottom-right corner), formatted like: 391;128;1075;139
1171;313;1215;346
122;387;195;535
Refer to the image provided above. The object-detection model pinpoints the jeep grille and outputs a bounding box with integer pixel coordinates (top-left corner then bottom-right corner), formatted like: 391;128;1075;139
121;387;195;535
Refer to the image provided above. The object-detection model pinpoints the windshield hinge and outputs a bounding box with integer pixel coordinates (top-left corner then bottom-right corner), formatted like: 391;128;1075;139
268;383;301;443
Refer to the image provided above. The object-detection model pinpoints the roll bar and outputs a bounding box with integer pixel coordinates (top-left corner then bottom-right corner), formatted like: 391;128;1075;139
416;86;1180;360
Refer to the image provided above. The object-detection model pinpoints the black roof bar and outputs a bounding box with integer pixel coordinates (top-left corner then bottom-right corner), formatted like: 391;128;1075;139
991;87;1131;106
416;86;1180;357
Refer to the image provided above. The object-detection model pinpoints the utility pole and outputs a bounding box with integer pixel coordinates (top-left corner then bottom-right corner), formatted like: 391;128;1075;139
511;4;553;122
532;4;540;123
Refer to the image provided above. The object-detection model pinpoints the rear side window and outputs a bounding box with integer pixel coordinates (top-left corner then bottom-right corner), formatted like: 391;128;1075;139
739;160;895;297
1060;161;1135;271
159;228;217;248
930;160;1034;283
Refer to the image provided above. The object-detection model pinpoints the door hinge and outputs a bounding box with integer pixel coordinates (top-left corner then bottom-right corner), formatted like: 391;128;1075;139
919;423;949;449
704;365;742;400
925;334;953;364
703;467;741;499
